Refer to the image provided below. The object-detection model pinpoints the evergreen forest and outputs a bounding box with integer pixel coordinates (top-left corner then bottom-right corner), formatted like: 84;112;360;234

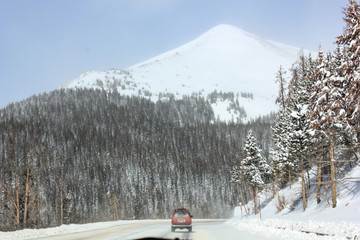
0;88;272;230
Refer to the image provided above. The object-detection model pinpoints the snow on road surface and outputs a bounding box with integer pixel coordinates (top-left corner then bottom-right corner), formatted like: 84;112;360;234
0;220;278;240
1;218;359;240
2;219;351;240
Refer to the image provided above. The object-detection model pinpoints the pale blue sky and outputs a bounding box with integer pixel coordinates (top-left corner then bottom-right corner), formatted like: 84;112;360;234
0;0;347;108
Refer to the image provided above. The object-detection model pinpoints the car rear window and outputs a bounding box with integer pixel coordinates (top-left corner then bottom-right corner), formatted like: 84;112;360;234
174;212;189;217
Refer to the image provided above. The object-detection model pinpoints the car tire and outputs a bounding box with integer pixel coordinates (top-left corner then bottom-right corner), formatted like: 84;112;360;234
188;227;192;232
171;227;175;232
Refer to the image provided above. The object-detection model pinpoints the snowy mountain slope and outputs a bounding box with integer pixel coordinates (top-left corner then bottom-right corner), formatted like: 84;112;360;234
65;24;302;121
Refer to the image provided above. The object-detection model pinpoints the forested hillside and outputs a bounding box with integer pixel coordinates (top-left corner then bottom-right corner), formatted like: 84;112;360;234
0;88;273;230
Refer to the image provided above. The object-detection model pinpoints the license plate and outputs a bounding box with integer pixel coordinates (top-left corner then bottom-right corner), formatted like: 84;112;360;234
178;219;185;223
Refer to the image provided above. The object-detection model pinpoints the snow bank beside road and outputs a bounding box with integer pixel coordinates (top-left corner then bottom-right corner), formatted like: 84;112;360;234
0;219;220;240
0;220;167;240
230;166;360;240
228;218;360;240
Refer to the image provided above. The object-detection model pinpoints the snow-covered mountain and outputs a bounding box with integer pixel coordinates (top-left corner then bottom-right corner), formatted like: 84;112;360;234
65;24;302;121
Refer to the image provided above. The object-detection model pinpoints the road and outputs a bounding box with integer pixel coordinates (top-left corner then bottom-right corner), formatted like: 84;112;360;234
34;219;278;240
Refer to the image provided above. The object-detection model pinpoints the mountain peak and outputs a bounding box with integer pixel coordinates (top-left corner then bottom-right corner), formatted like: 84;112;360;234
205;24;244;34
203;24;257;38
191;24;252;47
193;24;298;59
128;24;299;69
65;25;304;121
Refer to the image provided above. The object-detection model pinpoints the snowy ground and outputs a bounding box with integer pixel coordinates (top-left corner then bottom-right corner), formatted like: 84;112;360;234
1;166;359;240
231;165;360;240
0;220;158;240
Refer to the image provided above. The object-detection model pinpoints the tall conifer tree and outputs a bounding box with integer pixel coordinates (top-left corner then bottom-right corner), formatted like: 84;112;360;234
336;0;360;142
241;130;271;214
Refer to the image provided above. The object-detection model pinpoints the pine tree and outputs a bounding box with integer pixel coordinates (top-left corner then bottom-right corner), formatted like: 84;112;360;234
286;53;314;211
336;0;360;143
329;46;349;132
241;130;271;214
272;64;298;189
307;48;347;208
271;108;291;186
275;65;288;110
230;163;249;216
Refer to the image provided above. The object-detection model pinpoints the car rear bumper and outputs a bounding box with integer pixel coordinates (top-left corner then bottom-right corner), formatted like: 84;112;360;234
172;224;192;228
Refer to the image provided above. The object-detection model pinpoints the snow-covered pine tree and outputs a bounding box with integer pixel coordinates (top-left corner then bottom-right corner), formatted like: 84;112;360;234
308;49;335;207
329;46;349;133
242;130;272;214
271;108;291;186
307;48;347;208
271;66;297;189
298;52;328;205
286;53;314;211
275;65;288;110
230;163;249;216
336;0;360;143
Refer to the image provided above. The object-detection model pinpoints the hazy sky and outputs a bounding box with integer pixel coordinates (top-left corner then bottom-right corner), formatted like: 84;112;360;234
0;0;347;108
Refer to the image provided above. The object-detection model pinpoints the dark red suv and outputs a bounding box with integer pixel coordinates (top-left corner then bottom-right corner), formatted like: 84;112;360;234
171;208;192;232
